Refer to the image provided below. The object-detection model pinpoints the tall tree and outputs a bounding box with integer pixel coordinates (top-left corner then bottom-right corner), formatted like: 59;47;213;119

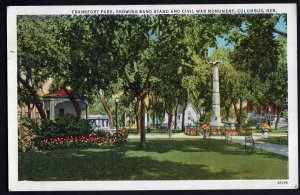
115;16;155;147
266;35;287;129
17;16;68;119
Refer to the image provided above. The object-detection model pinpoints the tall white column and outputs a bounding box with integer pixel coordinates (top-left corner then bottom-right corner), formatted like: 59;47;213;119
210;64;222;127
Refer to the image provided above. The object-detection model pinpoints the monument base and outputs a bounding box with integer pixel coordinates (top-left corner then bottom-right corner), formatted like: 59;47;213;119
210;116;222;127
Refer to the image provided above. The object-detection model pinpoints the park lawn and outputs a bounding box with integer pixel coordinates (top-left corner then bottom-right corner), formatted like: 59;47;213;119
128;128;183;134
258;136;288;145
18;138;288;181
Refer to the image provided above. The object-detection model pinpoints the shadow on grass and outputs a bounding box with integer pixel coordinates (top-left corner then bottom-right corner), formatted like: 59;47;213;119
123;138;288;160
19;148;242;181
18;139;287;181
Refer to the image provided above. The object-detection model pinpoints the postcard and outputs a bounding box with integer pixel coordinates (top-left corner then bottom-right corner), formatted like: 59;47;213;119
7;4;298;191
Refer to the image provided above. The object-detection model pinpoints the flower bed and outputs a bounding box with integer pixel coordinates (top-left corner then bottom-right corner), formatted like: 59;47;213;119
210;129;252;136
184;128;198;136
37;128;128;150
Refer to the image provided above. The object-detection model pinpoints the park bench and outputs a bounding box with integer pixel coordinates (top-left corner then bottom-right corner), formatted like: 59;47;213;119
244;135;263;150
221;131;232;141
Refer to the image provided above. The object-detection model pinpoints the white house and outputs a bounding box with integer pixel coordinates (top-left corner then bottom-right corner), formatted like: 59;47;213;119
162;103;204;129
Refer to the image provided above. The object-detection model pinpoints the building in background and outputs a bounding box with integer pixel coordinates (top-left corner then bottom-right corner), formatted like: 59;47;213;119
42;88;88;120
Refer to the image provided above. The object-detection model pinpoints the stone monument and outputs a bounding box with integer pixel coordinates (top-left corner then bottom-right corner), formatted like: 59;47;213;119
209;61;222;127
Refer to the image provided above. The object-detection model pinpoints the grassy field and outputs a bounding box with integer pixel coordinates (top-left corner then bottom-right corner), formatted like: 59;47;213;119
258;136;288;145
127;128;183;134
19;138;288;181
252;127;288;134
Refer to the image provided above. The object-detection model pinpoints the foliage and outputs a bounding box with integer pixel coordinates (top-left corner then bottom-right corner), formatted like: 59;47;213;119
17;16;68;118
17;14;288;146
32;115;91;139
88;96;107;114
18;119;37;152
230;15;280;79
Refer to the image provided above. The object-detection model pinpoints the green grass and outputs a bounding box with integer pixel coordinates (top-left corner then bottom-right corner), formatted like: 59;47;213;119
258;136;288;145
18;138;288;181
127;128;183;134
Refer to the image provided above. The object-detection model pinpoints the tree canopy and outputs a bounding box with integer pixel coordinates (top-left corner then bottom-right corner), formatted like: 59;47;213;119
17;13;288;145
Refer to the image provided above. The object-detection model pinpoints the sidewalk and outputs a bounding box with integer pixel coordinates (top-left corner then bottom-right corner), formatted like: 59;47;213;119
211;134;288;157
128;132;288;156
229;135;288;156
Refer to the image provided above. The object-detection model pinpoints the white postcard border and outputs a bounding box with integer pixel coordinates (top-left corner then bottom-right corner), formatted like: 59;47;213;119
7;4;298;191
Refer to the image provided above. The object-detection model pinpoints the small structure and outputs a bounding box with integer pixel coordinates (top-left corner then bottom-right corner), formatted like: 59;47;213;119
85;114;110;130
43;88;88;120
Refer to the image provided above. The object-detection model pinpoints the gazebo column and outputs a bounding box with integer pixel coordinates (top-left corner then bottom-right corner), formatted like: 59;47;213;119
49;99;55;120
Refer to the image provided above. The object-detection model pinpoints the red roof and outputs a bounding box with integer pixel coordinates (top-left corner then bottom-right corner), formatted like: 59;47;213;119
45;88;70;96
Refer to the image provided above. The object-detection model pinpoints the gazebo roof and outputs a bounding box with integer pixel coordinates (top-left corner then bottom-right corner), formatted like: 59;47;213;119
43;88;87;104
44;88;70;96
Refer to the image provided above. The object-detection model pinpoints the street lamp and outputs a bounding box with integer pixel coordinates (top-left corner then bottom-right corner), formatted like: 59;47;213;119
209;60;222;127
129;109;132;132
115;97;119;134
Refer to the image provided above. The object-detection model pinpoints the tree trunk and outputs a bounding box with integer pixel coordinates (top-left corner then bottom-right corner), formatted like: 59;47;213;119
233;100;242;127
140;96;146;147
225;104;230;121
174;103;178;129
17;75;47;119
96;90;114;128
147;112;150;131
167;110;173;138
181;101;187;132
135;99;140;135
63;87;81;119
27;103;32;119
233;101;239;123
151;96;156;129
237;99;243;127
152;111;156;130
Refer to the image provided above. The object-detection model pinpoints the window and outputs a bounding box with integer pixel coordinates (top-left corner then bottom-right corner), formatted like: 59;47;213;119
59;109;64;116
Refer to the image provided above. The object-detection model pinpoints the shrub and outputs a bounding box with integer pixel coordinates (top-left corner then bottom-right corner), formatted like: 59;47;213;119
34;115;91;138
113;128;128;145
209;129;252;136
53;114;91;136
18;119;37;152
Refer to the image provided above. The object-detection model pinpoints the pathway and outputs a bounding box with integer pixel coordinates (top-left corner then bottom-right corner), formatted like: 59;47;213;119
226;135;288;156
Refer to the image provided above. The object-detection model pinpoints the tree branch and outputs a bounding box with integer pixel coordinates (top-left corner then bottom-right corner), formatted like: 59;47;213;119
142;65;153;93
123;68;132;84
